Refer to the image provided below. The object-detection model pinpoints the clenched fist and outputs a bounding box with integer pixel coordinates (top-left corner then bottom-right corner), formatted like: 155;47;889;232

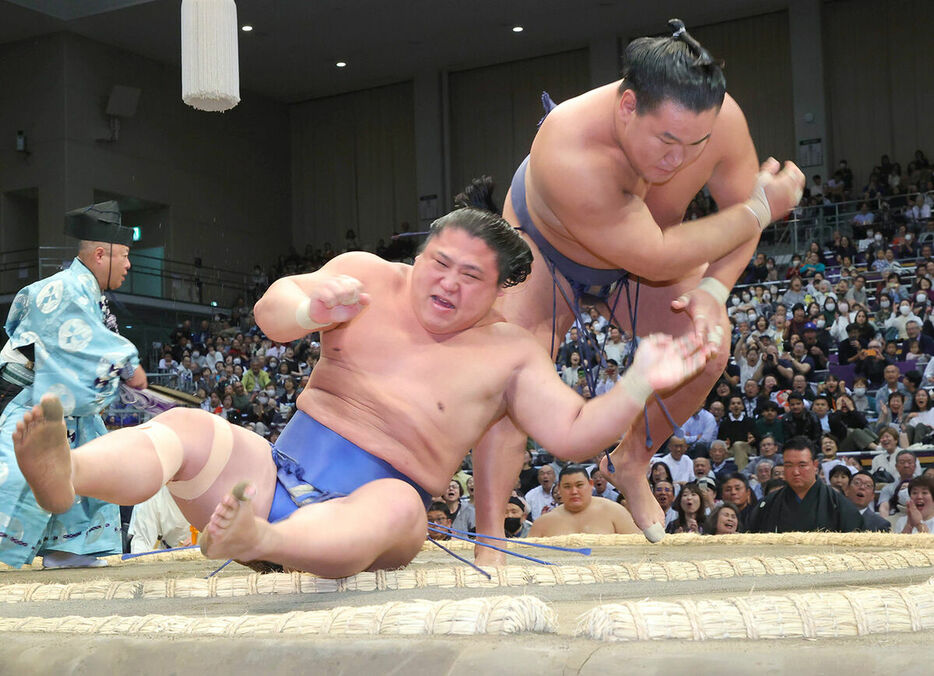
301;274;371;326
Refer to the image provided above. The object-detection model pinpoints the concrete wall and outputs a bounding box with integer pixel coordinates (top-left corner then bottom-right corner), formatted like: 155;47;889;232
0;33;291;275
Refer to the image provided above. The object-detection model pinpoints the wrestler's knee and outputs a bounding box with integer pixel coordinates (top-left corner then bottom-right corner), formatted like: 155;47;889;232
365;480;427;570
156;406;214;429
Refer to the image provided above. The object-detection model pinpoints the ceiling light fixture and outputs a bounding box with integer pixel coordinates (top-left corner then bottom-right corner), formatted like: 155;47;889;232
512;25;524;33
336;61;347;68
241;24;253;32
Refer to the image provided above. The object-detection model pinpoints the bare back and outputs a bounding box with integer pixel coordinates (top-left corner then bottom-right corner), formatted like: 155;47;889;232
295;254;535;495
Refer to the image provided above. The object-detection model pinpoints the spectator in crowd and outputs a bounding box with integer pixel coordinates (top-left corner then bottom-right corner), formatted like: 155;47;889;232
693;457;713;481
811;396;842;440
242;358;272;394
708;400;726;428
876;391;908;432
557;327;594;369
871;426;922;481
659;435;696;487
827;464;852;493
652;480;678;527
594;359;622;395
517;450;540;496
650;461;675;488
560;351;590;396
782;393;820;442
704;502;742;535
230;381;251;413
528;465;639;536
894;476;934;534
426;502;453;541
525;465;557;520
744;434;783;479
849;378;875;422
721;473;756;525
754;401;785;445
788;338;817;382
750;459;775;499
708;440;739;479
442;479;475;533
680;405;718;458
591;468;620;502
600;326;630;366
666;482;707;534
718;395;758;461
845;471;890;531
781;278;807;308
740;379;768;419
879;450;922;518
504;497;532;538
747;437;862;533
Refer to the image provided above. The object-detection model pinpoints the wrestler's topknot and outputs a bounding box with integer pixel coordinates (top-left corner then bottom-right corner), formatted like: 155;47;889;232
423;178;533;288
619;18;726;114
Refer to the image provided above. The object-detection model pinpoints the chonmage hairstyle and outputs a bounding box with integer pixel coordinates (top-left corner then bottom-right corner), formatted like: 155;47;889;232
422;177;533;288
619;18;726;114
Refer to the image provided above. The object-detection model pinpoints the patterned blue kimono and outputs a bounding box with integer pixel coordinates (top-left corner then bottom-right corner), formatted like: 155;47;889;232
0;258;140;567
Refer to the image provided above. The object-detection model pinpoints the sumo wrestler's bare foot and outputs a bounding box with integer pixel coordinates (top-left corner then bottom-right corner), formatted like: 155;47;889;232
200;482;271;562
474;543;506;567
601;445;665;543
12;395;76;513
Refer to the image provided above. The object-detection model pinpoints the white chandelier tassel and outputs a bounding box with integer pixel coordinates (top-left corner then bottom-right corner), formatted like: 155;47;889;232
181;0;240;112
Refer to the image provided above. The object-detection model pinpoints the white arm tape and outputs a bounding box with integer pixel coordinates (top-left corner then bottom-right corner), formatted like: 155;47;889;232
625;370;653;408
744;172;772;230
295;298;324;331
697;277;730;305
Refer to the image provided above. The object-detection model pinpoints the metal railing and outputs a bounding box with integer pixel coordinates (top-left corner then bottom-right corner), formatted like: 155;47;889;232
763;191;931;257
1;247;254;308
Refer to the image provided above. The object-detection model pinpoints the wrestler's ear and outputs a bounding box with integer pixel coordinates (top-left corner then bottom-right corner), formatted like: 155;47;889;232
619;89;638;122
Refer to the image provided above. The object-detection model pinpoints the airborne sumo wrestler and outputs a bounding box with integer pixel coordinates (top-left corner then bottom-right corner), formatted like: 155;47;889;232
13;207;708;577
471;20;805;559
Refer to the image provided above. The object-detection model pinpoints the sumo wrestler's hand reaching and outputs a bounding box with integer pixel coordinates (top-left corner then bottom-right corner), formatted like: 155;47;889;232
300;274;371;327
628;333;708;396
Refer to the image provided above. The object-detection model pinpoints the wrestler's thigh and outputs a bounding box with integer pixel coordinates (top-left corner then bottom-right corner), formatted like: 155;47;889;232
602;274;721;337
493;233;578;355
167;414;278;530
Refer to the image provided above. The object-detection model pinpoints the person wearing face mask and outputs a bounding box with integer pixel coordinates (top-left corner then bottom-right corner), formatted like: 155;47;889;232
504;497;532;538
829;300;853;343
736;290;757;317
874;297;894;332
885;300;922;340
756;289;774;318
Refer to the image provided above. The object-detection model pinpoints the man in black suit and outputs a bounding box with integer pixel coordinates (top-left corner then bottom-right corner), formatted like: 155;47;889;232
845;470;891;532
